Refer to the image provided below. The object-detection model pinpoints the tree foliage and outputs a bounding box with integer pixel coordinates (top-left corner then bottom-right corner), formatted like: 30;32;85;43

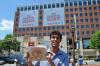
90;31;100;49
1;34;20;51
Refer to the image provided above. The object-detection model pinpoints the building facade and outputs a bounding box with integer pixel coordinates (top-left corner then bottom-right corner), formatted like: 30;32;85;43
13;0;100;57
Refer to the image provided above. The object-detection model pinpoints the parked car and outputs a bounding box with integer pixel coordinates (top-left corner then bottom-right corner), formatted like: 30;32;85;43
95;55;100;61
16;53;27;66
0;56;6;65
4;55;17;64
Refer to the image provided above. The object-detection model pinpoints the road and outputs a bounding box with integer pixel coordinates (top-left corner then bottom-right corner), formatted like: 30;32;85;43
1;63;16;66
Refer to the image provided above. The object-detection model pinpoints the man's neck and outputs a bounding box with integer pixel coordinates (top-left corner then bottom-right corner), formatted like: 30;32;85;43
51;47;59;53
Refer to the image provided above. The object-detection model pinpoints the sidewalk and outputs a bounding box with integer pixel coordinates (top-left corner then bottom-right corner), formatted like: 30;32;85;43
83;64;100;66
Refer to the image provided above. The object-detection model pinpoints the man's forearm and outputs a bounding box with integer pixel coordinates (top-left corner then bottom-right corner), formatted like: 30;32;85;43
49;62;55;66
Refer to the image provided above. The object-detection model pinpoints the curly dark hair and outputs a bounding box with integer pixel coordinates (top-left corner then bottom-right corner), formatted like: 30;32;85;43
50;30;62;41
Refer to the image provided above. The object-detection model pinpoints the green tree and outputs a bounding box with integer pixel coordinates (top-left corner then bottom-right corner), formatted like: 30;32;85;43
2;34;20;53
90;31;100;50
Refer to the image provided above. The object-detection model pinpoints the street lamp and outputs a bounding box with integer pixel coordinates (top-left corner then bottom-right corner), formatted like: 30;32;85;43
71;27;75;66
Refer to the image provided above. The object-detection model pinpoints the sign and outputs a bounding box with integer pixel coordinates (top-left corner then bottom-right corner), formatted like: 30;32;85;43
29;47;47;61
43;7;64;26
19;10;38;28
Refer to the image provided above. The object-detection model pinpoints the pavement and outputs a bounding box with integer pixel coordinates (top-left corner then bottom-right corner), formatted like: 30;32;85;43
82;64;100;66
69;60;100;66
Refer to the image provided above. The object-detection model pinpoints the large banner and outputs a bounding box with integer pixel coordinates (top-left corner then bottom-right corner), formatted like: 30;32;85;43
19;10;38;28
43;7;64;26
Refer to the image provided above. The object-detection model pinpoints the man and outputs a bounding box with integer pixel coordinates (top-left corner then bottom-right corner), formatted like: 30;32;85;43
47;30;69;66
27;30;69;66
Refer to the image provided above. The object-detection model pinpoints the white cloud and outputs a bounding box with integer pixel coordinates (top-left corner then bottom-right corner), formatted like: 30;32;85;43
0;19;13;31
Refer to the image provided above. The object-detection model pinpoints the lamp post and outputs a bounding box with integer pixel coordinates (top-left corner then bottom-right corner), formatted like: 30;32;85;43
71;27;75;66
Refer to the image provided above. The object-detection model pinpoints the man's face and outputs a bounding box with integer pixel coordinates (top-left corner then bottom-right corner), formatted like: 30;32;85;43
50;35;61;48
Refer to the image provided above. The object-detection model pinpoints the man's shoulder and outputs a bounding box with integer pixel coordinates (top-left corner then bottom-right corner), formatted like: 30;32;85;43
58;50;67;56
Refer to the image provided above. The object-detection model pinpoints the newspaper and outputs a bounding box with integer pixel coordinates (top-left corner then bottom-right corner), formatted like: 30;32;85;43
29;47;47;61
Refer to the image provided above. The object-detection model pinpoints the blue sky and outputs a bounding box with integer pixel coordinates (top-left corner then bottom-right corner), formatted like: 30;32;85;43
1;0;82;40
0;0;66;40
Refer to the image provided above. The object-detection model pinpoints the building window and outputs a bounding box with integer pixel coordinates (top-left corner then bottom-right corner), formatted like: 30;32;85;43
80;13;83;16
70;8;73;12
85;19;89;22
66;20;69;23
77;25;79;28
70;2;73;6
40;5;43;9
39;22;42;26
28;6;31;10
83;1;87;5
34;33;37;36
84;7;87;11
66;26;69;29
95;18;98;22
86;31;90;34
61;26;65;29
77;31;80;35
39;33;42;36
65;2;68;6
52;3;55;8
44;4;47;9
89;12;92;16
35;27;38;31
94;6;97;10
48;4;51;8
61;3;64;7
56;3;59;8
98;6;100;10
76;19;79;23
21;7;23;11
84;13;88;16
79;1;82;6
22;28;25;32
82;31;84;35
89;7;92;10
52;26;55;30
71;19;74;24
75;8;78;11
57;26;60;30
32;6;35;10
86;25;89;28
65;8;69;12
88;1;92;5
31;27;33;31
94;12;97;16
91;24;94;28
48;26;51;30
79;8;82;11
93;1;96;5
97;0;100;4
83;39;90;49
43;27;46;30
80;19;84;22
90;18;94;22
36;5;39;10
75;13;78;17
24;6;27;11
70;14;73;17
17;7;20;11
96;24;99;28
81;25;84;28
74;2;77;6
